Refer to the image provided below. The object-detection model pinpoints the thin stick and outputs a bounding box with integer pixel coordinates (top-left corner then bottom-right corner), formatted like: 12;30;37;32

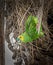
20;6;31;26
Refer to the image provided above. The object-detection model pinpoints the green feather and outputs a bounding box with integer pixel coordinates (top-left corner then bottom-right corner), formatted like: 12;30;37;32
17;15;44;43
20;32;33;43
25;15;39;40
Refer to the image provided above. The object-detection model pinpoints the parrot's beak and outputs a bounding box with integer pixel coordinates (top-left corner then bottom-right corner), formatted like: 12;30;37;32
16;38;22;45
16;37;19;41
16;38;21;42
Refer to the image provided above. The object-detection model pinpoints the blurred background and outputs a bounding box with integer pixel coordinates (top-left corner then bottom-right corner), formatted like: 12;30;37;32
0;0;53;65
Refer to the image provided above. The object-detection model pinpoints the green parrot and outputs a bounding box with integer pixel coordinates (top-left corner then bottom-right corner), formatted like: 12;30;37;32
16;15;44;43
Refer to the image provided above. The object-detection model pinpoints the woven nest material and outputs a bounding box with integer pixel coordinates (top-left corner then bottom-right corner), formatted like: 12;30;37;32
5;0;53;65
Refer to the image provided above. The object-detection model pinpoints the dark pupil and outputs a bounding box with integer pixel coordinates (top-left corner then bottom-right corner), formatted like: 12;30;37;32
20;36;22;38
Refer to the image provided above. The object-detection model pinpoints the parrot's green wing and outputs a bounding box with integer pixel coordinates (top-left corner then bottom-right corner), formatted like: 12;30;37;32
25;15;38;40
25;15;44;41
16;15;44;43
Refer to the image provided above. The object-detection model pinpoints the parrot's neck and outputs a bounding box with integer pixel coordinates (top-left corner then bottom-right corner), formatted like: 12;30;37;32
21;32;33;43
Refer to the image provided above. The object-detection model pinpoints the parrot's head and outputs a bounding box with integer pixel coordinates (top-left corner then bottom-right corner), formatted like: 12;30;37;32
16;35;24;43
16;32;32;43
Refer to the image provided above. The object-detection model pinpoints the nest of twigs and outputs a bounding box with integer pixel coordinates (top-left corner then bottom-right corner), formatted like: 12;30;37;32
5;0;53;65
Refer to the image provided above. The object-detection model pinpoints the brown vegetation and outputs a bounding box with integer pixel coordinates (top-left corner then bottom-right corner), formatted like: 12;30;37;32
0;0;53;65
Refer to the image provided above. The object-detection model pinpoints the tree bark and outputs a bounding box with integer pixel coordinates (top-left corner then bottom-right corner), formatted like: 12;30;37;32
0;0;4;65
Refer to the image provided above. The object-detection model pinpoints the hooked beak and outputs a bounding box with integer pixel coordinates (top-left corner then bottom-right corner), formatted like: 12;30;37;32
16;38;21;43
16;38;22;45
16;37;19;41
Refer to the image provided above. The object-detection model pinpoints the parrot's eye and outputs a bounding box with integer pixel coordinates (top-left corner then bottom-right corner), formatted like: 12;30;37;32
20;36;22;38
18;36;22;38
18;35;24;41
